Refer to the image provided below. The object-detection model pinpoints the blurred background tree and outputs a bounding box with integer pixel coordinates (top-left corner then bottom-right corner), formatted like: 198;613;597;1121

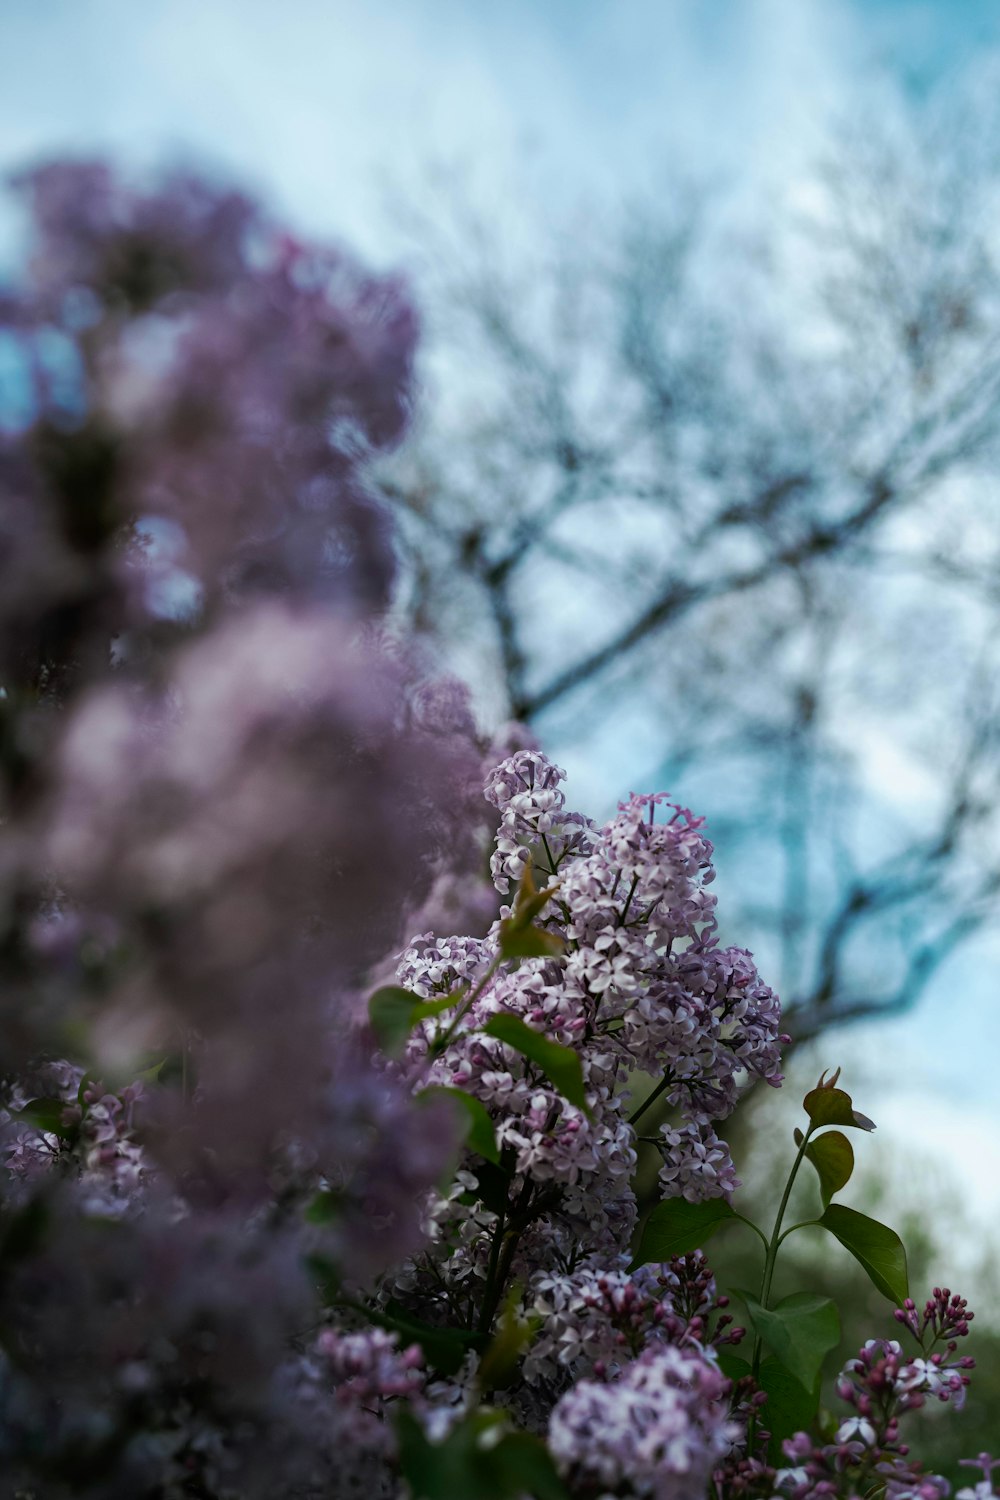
379;82;1000;1050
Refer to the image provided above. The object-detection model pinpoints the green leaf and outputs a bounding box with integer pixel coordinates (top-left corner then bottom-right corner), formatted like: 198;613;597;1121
802;1072;875;1131
304;1189;341;1225
630;1197;737;1268
758;1358;820;1462
490;1432;568;1500
304;1251;341;1305
716;1350;751;1383
397;1409;567;1500
417;1086;500;1164
498;923;565;960
135;1056;170;1087
474;1159;514;1216
718;1344;822;1460
496;865;566;961
378;1301;485;1378
819;1203;909;1303
509;863;561;928
16;1097;74;1139
796;1128;854;1208
482;1015;590;1116
368;986;463;1058
740;1290;840;1392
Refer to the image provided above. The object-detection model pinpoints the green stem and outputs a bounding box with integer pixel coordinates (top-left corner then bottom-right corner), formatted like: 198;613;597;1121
733;1212;770;1252
776;1218;820;1248
618;874;640;925
627;1072;673;1128
754;1126;813;1368
539;835;560;878
432;951;504;1057
477;1202;507;1334
478;1179;535;1334
746;1124;814;1450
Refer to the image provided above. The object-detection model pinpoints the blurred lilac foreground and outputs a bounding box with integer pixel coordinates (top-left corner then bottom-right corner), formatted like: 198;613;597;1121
0;161;492;1492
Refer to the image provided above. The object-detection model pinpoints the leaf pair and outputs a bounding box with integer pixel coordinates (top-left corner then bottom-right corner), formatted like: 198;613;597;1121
740;1289;840;1393
632;1195;907;1305
722;1291;841;1461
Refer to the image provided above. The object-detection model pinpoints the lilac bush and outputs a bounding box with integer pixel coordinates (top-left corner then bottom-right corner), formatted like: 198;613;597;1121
0;159;988;1497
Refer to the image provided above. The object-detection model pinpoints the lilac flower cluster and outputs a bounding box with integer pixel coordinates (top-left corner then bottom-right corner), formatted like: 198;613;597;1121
392;750;782;1309
657;1121;741;1204
523;1253;743;1390
2;1065;146;1214
373;751;786;1491
548;1343;737;1500
0;160;486;1492
774;1312;976;1500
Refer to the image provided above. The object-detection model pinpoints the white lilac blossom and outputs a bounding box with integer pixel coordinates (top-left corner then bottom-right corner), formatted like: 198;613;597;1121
958;1455;1000;1500
523;1253;737;1392
836;1335;974;1417
547;1343;737;1500
657;1121;741;1204
483;750;591;894
388;749;782;1323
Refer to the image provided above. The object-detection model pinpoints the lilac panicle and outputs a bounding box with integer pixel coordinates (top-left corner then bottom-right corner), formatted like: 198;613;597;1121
0;157;479;1489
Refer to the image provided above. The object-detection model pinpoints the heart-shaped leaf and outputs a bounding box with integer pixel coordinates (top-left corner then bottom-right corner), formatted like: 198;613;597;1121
716;1350;751;1383
803;1071;875;1131
716;1348;825;1461
482;1014;590;1116
795;1128;854;1208
819;1203;908;1303
630;1197;737;1267
740;1290;840;1392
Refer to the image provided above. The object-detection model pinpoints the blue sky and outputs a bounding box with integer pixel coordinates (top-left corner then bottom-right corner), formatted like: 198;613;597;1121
3;0;997;262
2;0;999;1249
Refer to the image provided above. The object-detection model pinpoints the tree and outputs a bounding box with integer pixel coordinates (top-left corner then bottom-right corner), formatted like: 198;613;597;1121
381;87;1000;1043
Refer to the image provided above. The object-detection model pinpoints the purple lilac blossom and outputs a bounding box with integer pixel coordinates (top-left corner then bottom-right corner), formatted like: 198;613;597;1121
387;749;782;1323
547;1343;737;1500
0;159;482;1491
